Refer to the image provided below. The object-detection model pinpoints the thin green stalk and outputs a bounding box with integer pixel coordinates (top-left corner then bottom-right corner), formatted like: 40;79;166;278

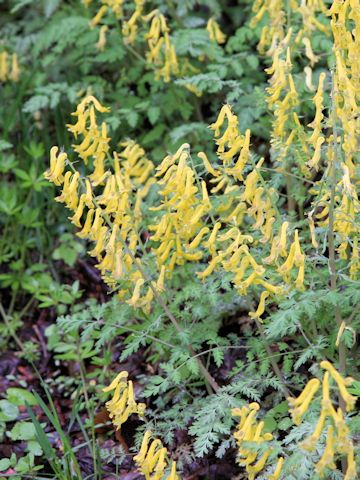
254;317;292;397
0;300;24;351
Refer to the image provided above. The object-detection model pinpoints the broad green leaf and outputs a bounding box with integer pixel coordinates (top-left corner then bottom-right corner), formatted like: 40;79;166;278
6;388;38;406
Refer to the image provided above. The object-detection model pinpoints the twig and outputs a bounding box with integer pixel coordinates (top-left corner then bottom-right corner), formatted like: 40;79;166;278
254;318;292;397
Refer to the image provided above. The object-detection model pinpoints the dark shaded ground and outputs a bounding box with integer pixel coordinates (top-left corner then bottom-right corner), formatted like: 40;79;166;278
0;257;244;479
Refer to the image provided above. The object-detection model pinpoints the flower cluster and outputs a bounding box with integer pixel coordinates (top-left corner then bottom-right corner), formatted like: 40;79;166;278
149;144;211;272
251;0;328;57
194;105;305;318
86;0;178;82
0;50;20;82
102;371;146;430
288;361;356;479
87;0;125;26
232;402;284;480
142;9;179;82
305;0;360;279
134;431;180;480
44;95;161;311
46;90;309;322
329;0;359;173
103;372;180;479
251;0;359;281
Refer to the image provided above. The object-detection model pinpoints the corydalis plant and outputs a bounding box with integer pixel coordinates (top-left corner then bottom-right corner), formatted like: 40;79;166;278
103;370;180;480
86;0;179;82
44;95;308;321
288;361;357;479
102;371;146;430
232;402;284;480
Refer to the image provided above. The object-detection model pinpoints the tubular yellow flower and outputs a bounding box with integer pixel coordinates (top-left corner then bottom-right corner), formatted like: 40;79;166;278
345;447;357;480
249;290;270;320
308;213;319;248
247;450;271;480
288;378;320;424
134;430;179;480
9;53;20;82
288;378;321;408
207;17;226;44
69;194;86;227
77;208;95;238
320;361;356;411
269;456;284;480
44;146;67;185
302;37;319;66
278;243;295;276
96;25;108;51
89;226;108;258
304;66;315;91
155;265;166;292
315;425;336;474
349;239;360;280
233;402;275;478
103;371;146;431
127;278;145;307
90;5;108;28
198;151;220;177
242;159;264;203
308;72;326;147
143;11;178;82
166;461;179;480
0;51;8;82
278;221;289;256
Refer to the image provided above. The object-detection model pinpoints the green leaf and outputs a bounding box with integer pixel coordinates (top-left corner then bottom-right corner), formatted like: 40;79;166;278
0;140;12;151
147;106;160;125
127;111;139;128
0;458;11;471
6;388;38;406
27;439;43;456
348;381;360;397
9;422;37;441
0;400;19;422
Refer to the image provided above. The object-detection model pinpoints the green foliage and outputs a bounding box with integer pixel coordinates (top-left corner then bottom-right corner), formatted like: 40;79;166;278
0;0;359;479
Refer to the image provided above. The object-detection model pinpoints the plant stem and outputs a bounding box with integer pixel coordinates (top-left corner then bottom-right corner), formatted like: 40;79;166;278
0;301;24;351
285;170;296;214
254;318;292;397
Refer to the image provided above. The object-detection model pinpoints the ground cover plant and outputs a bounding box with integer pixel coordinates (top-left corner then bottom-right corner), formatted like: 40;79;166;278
0;0;359;478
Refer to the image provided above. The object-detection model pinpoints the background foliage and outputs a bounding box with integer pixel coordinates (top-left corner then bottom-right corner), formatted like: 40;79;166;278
0;0;359;479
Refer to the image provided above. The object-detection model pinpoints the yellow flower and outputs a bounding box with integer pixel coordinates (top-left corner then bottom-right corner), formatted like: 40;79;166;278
249;290;270;320
96;25;108;51
127;278;145;307
44;146;67;185
9;53;20;82
134;430;179;480
302;37;319;66
90;5;108;28
0;51;8;82
232;402;274;478
288;378;320;425
207;17;226;44
269;456;284;480
320;361;356;411
103;371;146;431
315;425;336;474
